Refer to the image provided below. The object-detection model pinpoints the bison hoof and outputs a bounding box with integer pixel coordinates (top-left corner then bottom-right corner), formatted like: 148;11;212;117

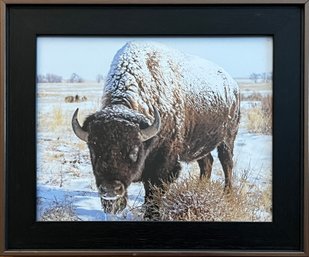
100;196;127;214
224;185;232;195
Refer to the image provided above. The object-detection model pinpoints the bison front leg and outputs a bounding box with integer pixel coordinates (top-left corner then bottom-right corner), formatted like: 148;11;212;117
197;153;214;180
142;159;181;220
143;182;162;220
217;142;233;192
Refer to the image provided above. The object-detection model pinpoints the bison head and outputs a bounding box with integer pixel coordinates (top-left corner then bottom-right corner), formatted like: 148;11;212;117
71;107;161;214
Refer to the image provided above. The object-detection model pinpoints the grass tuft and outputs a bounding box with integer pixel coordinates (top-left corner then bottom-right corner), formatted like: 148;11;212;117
246;95;272;134
148;173;271;221
40;198;80;221
51;106;66;129
240;92;263;101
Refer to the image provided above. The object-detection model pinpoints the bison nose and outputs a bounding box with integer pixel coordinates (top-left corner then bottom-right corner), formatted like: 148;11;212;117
99;180;125;200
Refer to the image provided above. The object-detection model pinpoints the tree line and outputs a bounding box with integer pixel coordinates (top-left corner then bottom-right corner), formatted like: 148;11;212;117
37;73;85;83
36;73;106;83
37;72;272;84
249;72;272;83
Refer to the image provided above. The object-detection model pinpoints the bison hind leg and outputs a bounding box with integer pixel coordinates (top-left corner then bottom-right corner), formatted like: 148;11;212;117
217;142;233;192
197;153;214;180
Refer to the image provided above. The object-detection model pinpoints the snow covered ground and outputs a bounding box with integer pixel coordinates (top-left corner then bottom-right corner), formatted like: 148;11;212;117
36;81;272;222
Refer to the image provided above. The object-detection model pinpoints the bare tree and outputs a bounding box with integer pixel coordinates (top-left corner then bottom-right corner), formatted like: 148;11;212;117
266;72;272;82
37;74;46;83
46;73;63;83
69;73;84;83
249;73;260;83
37;74;62;83
261;72;268;83
96;74;104;83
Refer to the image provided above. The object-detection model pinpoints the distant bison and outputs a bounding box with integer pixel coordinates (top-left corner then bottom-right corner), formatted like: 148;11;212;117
72;42;240;218
65;95;87;103
65;96;75;103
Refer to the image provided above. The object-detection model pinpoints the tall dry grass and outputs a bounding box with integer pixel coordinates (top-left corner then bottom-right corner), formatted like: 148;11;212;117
246;95;272;134
148;173;271;221
240;92;263;101
37;106;68;132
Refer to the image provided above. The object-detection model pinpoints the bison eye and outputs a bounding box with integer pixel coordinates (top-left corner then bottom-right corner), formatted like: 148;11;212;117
89;136;98;145
129;146;139;162
90;140;97;146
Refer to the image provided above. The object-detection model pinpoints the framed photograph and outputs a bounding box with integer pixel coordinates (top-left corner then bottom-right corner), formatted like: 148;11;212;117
0;0;308;256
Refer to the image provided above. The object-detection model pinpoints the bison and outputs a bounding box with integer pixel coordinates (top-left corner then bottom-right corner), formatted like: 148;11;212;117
65;95;75;103
65;95;88;103
72;42;240;219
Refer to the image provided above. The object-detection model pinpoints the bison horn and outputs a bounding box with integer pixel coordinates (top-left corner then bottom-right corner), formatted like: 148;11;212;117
72;108;89;142
140;106;161;142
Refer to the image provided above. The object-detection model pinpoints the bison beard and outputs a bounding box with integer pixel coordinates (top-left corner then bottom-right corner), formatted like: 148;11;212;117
71;42;240;220
100;195;127;214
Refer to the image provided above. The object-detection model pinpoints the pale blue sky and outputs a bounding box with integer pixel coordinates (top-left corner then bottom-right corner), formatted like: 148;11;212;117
37;37;272;80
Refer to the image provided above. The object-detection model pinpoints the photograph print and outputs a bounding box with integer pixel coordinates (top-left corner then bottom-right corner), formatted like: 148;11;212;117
36;37;272;221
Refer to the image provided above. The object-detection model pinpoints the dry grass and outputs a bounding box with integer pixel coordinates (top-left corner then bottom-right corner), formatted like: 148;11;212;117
53;107;65;124
246;95;272;134
40;198;80;221
240;92;263;101
37;106;68;132
50;106;67;130
38;102;100;133
238;82;272;91
149;173;271;222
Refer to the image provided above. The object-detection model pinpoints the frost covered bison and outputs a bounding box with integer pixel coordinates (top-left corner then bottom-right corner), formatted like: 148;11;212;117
72;42;240;219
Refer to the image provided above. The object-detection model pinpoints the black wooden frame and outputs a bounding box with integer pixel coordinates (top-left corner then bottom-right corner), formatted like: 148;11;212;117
1;2;308;256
